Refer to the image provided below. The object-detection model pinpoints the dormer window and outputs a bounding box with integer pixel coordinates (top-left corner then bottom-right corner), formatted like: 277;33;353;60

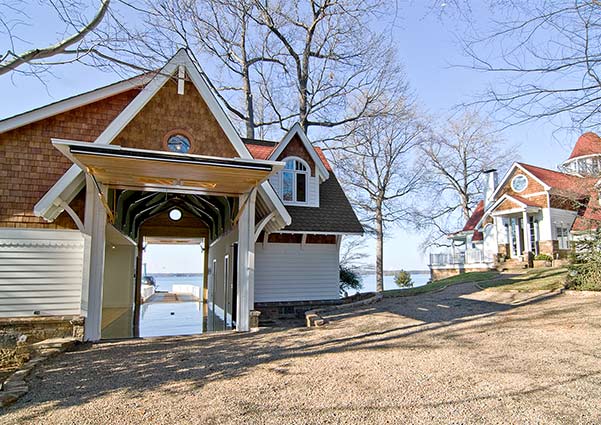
281;157;308;204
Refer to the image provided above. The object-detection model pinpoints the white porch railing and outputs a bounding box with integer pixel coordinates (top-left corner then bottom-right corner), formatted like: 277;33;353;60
429;250;494;267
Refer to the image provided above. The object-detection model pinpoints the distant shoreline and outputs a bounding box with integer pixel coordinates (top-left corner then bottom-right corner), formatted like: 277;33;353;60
362;270;429;276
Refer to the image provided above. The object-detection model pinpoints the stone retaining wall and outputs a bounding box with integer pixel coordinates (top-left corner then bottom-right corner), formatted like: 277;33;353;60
0;316;84;343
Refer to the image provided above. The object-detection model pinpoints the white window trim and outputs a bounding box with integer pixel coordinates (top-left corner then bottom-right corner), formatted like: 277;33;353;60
280;156;310;206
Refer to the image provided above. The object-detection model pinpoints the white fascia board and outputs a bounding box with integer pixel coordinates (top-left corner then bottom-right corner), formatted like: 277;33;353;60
269;123;330;181
0;75;152;135
259;183;291;227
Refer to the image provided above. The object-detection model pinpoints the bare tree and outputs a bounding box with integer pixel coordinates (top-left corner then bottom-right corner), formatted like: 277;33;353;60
135;0;292;138
0;0;116;76
415;110;515;248
441;1;601;129
131;0;401;141
334;95;426;293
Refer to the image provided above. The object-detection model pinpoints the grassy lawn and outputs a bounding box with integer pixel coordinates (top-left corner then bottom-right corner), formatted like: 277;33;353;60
383;271;500;298
478;268;568;292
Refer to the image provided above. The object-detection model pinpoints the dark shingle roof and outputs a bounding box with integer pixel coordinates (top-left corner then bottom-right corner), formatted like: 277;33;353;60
282;174;363;234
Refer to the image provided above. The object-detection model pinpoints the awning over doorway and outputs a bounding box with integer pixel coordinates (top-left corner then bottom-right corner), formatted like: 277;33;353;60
52;139;284;196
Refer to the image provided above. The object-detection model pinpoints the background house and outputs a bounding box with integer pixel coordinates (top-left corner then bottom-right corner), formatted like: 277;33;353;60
430;132;601;280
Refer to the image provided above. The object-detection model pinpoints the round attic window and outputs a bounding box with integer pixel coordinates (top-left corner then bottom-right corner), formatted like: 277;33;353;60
511;174;528;193
169;208;183;221
166;134;191;153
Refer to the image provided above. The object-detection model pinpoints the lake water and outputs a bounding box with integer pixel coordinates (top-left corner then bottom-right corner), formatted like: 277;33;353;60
150;272;431;295
352;273;430;295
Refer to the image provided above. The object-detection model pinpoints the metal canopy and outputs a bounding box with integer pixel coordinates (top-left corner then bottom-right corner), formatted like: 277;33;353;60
53;139;284;197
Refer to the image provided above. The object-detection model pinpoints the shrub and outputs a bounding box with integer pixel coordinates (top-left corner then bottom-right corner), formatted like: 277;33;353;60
394;270;413;288
567;229;601;291
340;266;363;297
534;253;553;262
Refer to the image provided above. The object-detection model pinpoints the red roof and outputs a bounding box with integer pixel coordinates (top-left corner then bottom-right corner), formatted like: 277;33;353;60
517;162;591;196
244;140;332;170
568;132;601;160
314;147;333;171
245;142;276;160
462;200;485;231
472;230;483;241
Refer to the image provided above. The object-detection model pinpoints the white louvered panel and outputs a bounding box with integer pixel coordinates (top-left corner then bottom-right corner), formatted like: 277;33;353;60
0;229;85;317
254;242;339;302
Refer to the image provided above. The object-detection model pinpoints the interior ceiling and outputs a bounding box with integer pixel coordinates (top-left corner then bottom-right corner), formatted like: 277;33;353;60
112;190;238;241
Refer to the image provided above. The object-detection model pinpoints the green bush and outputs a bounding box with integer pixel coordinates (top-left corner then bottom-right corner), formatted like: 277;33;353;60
339;266;363;297
534;253;553;262
394;270;413;288
567;230;601;291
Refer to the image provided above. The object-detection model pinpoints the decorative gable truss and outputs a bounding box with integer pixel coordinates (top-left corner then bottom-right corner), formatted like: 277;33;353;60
267;123;330;208
30;49;291;230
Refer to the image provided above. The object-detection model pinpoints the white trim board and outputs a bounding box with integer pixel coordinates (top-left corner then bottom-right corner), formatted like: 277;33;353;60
0;74;152;135
269;123;330;181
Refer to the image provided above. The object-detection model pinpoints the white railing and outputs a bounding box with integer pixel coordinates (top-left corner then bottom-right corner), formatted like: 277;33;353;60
429;250;494;267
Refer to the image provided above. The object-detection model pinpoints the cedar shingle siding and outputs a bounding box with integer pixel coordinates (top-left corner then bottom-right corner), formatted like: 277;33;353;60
114;80;239;158
0;89;139;229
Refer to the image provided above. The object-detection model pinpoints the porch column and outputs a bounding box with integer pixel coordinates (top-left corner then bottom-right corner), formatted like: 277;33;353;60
236;189;256;332
83;174;107;341
522;211;531;254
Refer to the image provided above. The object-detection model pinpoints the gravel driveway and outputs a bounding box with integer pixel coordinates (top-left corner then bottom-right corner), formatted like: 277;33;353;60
2;283;600;424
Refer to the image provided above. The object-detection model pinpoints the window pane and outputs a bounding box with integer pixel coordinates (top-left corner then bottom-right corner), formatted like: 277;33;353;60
285;160;294;170
282;172;293;201
296;173;306;202
296;161;306;171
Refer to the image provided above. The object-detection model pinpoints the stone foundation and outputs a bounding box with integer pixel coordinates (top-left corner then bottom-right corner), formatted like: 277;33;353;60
0;316;84;343
255;294;373;324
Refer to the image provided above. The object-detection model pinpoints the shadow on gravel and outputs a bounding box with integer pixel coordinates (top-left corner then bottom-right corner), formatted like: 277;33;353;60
4;283;565;419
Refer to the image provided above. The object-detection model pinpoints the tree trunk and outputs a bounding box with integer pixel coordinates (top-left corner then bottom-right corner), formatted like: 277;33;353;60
241;18;255;139
242;66;255;139
375;205;384;293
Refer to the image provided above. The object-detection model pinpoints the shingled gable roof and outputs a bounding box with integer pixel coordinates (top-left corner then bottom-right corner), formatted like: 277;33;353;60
269;123;330;180
567;132;601;160
242;138;363;235
517;162;591;196
28;49;290;227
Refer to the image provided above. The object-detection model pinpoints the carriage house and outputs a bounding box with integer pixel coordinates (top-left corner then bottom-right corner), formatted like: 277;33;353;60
0;50;362;341
429;132;601;280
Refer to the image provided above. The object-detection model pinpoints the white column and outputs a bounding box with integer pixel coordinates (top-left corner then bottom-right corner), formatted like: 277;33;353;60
83;174;107;342
515;218;522;257
507;218;514;257
236;189;256;332
522;211;531;254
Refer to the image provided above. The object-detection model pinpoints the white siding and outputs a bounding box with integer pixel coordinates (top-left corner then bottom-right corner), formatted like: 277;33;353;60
548;208;578;239
255;242;339;302
0;229;85;317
